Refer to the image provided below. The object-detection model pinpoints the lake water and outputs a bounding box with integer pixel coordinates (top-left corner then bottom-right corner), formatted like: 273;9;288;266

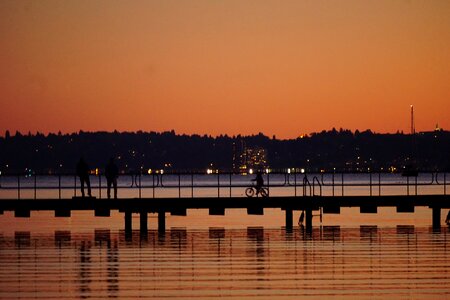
0;173;450;298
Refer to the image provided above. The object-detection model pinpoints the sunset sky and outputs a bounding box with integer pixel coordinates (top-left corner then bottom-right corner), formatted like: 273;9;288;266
0;0;449;139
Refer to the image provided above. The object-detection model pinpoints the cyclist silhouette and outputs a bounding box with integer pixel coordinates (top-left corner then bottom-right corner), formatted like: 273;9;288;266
252;171;264;194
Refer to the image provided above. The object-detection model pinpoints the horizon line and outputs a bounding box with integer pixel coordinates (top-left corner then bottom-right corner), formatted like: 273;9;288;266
2;127;446;140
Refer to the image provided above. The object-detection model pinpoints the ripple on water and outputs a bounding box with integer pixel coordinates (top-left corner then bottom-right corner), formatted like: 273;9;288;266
0;227;449;299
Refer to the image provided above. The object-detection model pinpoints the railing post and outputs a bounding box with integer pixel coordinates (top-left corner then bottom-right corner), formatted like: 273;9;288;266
369;172;372;196
178;173;181;198
444;173;447;195
267;172;270;196
98;174;101;199
139;173;141;199
294;170;297;197
415;175;418;196
74;175;77;197
217;171;220;198
229;172;232;198
17;175;20;200
332;173;335;197
407;176;409;196
152;174;155;198
378;172;381;196
191;172;194;198
58;174;61;200
34;173;37;200
303;176;306;196
341;173;344;196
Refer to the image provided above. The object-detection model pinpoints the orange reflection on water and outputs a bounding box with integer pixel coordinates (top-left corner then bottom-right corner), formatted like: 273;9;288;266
1;227;449;298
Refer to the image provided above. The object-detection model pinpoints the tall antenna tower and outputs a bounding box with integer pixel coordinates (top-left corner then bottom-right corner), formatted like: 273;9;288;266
410;105;415;135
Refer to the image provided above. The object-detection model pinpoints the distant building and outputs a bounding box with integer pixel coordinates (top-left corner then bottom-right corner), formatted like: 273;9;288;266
419;123;445;136
434;123;443;132
238;147;268;173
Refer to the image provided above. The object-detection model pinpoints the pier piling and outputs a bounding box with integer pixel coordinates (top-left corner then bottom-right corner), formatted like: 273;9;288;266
125;211;132;233
140;211;148;232
432;207;441;228
158;211;166;232
305;209;313;230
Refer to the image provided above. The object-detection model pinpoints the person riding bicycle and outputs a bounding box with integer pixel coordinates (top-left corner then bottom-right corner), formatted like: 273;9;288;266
252;171;264;195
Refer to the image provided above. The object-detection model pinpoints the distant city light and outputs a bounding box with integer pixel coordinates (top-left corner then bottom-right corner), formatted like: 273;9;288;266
147;169;152;175
249;169;254;175
287;169;291;174
206;169;213;175
237;147;268;174
265;168;270;174
160;169;164;175
300;168;305;174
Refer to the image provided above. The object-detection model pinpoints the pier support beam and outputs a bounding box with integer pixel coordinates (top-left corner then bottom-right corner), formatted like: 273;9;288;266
158;211;166;232
285;209;293;230
432;207;441;229
305;209;313;230
140;211;148;232
125;211;132;233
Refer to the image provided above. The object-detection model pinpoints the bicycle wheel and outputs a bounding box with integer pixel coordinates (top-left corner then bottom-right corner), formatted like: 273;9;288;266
260;188;269;197
245;187;255;197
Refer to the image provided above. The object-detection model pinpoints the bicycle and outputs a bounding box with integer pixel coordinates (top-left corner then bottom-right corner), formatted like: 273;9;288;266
245;185;269;197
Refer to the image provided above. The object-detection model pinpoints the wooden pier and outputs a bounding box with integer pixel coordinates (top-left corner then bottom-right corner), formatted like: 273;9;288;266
0;195;449;231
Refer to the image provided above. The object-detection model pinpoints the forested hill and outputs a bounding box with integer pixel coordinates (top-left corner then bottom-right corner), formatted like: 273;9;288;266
1;129;449;173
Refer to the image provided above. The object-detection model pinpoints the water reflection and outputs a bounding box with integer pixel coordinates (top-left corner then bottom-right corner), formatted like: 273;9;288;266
397;225;415;235
322;226;341;241
78;240;91;297
0;227;449;299
55;230;71;247
14;231;31;248
360;225;378;240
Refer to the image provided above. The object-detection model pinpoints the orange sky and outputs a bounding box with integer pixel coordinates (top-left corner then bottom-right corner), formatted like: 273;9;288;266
0;0;449;139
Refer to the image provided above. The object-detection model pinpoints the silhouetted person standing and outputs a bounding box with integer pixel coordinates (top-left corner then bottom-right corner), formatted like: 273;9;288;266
105;157;119;199
76;157;91;197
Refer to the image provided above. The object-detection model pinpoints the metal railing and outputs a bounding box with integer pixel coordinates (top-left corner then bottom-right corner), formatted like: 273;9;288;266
0;171;448;200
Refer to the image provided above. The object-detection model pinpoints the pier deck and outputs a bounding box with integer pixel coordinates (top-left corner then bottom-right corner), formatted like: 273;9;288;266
1;195;449;231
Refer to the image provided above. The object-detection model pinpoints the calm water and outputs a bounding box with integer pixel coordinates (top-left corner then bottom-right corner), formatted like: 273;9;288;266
0;225;449;299
1;174;450;298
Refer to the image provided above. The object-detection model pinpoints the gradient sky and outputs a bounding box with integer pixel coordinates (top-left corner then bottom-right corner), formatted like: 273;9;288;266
0;0;449;138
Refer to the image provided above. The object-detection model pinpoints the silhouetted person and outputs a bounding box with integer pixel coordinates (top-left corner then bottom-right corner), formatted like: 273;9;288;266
76;157;91;197
105;157;119;199
252;171;264;194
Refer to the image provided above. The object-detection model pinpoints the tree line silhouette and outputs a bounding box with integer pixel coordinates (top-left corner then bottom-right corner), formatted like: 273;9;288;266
0;128;449;174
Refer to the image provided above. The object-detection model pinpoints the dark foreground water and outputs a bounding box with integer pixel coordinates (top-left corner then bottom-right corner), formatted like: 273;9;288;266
1;224;449;299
